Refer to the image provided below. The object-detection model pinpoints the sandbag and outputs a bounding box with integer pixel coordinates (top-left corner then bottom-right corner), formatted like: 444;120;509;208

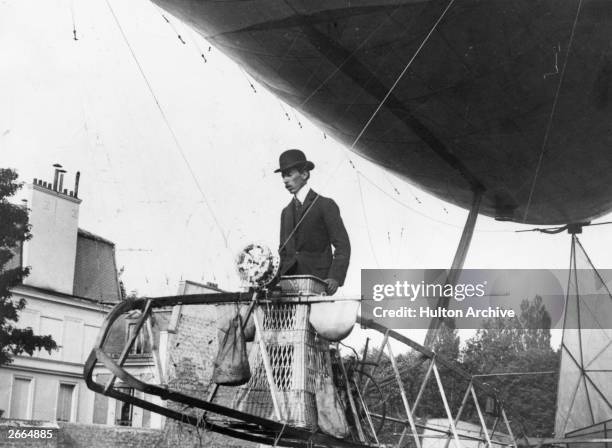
216;303;255;342
212;314;251;386
315;374;349;438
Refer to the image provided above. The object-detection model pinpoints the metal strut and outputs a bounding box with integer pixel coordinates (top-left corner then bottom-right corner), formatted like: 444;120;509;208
424;189;483;348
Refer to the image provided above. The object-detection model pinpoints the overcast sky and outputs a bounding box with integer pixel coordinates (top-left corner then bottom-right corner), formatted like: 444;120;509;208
3;0;612;346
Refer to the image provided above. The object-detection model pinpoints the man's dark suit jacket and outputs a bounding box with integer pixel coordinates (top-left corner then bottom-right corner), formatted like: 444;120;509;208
279;189;350;285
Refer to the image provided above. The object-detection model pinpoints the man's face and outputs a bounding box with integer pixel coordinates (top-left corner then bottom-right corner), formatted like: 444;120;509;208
281;168;308;195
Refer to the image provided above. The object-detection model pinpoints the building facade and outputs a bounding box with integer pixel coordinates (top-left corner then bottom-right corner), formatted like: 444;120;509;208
0;167;230;441
0;168;129;426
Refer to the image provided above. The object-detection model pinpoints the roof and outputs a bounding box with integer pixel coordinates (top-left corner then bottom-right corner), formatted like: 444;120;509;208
73;228;122;302
14;283;111;308
77;228;116;246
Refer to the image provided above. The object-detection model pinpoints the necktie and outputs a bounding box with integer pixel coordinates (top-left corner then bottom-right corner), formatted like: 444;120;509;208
294;197;303;217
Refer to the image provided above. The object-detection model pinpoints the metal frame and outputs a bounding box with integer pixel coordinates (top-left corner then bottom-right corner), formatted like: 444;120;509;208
361;319;517;448
84;292;374;448
84;291;519;448
84;290;612;448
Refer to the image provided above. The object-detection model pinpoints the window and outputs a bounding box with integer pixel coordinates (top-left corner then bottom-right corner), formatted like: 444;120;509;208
115;387;133;426
10;377;32;419
56;383;76;422
92;378;109;424
127;323;149;355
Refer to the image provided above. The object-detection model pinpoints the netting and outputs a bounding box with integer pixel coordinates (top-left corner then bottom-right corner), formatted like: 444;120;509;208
555;235;612;436
233;303;332;430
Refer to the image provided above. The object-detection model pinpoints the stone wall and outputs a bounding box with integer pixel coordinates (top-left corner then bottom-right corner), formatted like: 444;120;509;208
58;422;162;448
158;303;255;448
0;419;58;448
0;419;163;448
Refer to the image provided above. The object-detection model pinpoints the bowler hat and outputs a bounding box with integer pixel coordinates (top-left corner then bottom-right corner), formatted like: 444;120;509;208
274;149;315;173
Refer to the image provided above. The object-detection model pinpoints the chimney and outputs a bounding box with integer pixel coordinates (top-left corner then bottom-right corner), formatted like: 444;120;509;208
74;171;80;198
58;169;67;193
22;164;82;294
52;163;62;191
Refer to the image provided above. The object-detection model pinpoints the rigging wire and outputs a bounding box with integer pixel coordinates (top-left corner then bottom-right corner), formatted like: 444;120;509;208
297;2;413;109
187;29;207;63
358;172;462;229
279;0;479;251
349;0;456;152
516;220;612;234
522;0;583;223
292;111;302;128
277;100;291;121
239;67;257;93
358;170;516;233
160;11;186;44
383;170;422;204
70;0;78;41
104;0;229;247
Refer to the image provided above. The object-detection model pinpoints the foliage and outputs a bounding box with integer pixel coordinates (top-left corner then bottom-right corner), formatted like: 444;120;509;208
0;168;57;366
462;295;559;437
359;323;465;444
361;295;559;443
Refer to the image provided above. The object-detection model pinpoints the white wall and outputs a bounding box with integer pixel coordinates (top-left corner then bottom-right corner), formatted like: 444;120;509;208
0;287;106;423
22;183;81;295
0;369;96;423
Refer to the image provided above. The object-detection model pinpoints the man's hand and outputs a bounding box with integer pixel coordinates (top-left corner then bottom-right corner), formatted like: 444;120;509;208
324;278;339;296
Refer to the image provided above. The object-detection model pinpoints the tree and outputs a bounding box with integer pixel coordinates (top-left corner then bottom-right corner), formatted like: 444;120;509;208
462;296;559;437
0;168;57;366
360;323;465;444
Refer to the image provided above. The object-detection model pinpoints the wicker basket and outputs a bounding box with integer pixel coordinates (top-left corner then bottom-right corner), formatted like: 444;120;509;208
278;275;327;296
233;303;331;430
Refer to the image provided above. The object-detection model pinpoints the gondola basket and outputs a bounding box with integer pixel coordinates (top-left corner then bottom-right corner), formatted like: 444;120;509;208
233;302;331;430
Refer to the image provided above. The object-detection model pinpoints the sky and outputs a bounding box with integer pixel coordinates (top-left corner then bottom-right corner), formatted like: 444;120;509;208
3;0;612;347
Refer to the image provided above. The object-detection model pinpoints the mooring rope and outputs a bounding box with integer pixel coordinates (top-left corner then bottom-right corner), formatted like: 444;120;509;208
522;0;583;222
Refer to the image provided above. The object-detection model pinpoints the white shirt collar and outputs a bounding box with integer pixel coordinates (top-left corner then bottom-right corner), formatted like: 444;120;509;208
294;185;311;204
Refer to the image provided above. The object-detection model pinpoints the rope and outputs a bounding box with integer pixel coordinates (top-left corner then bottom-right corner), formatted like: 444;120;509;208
297;3;407;109
522;0;583;222
187;29;207;63
515;220;612;234
349;0;456;152
105;0;229;247
359;172;517;233
239;67;257;93
588;220;612;228
159;10;186;44
278;0;457;251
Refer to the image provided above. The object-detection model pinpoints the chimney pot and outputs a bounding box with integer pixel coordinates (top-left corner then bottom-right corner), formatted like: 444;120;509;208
74;171;80;198
53;167;60;191
58;170;66;193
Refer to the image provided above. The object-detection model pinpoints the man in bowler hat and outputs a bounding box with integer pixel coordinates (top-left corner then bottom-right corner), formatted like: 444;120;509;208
276;149;350;295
